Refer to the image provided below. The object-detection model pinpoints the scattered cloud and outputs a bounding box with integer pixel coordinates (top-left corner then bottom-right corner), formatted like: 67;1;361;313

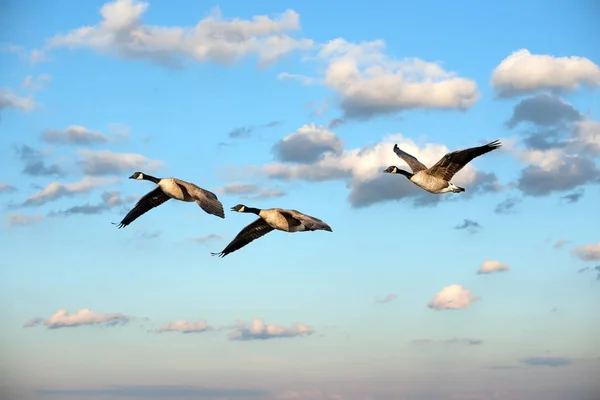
24;308;130;329
411;337;483;345
272;123;344;163
228;318;314;341
228;120;283;139
77;149;163;176
36;385;270;398
454;219;481;234
216;182;285;200
560;189;585;204
374;293;397;304
14;144;65;177
5;213;44;228
49;191;138;216
494;197;521;214
0;183;17;194
20;176;118;207
22;74;52;90
189;234;225;244
0;89;37;113
252;132;500;208
552;239;570;249
46;0;313;68
310;38;480;119
2;44;51;65
156;319;213;334
477;260;510;275
427;284;480;310
505;93;583;129
520;356;573;367
572;241;600;262
277;72;321;85
491;49;600;97
42;125;112;145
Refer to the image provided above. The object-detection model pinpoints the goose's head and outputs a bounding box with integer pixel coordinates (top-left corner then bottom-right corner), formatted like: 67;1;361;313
383;166;399;174
129;171;145;180
231;204;247;213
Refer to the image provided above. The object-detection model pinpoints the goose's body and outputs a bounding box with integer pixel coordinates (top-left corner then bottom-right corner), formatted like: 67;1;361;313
384;140;501;194
114;172;224;228
211;204;332;257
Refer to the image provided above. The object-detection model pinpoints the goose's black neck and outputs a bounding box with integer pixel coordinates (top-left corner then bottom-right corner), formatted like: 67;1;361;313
143;174;161;184
244;207;261;215
397;169;414;179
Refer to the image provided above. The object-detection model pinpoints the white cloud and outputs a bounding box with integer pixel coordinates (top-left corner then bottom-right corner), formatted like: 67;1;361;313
156;319;212;334
272;123;344;163
22;74;52;90
215;182;285;200
491;49;600;97
5;213;44;228
477;260;510;275
254;130;500;208
427;284;479;310
24;308;129;329
77;149;163;175
42;125;112;145
2;44;51;65
228;318;314;341
0;89;37;112
572;241;600;261
47;0;313;68
22;176;118;206
298;38;479;119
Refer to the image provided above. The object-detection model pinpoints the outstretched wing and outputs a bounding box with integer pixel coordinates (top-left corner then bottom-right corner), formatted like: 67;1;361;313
211;218;274;258
426;140;502;181
282;210;333;232
114;187;170;229
174;179;225;219
393;144;428;173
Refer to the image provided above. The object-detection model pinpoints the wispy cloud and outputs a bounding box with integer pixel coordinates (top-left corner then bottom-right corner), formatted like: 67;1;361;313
277;72;321;86
577;265;600;280
411;337;483;345
189;234;225;244
0;183;17;194
454;219;482;234
228;318;314;341
23;74;52;90
20;177;118;207
494;197;521;214
0;89;37;113
477;260;510;275
77;149;163;176
49;191;138;216
520;356;573;367
374;293;397;304
15;144;65;177
552;239;570;249
228;120;283;139
24;308;130;329
216;182;286;200
155;319;213;334
42;125;113;145
427;284;480;310
560;189;585;204
5;213;44;228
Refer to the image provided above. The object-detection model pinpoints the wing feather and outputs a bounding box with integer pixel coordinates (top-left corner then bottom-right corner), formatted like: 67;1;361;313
115;187;170;228
211;218;274;257
281;209;333;232
426;140;502;181
393;144;428;173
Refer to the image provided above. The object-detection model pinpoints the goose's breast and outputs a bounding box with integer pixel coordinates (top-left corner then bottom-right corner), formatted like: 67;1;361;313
159;179;188;201
410;172;449;193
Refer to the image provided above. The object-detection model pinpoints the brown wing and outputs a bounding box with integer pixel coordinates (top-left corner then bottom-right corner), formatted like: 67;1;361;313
281;209;333;232
426;140;502;181
114;187;170;228
173;179;225;219
211;218;274;258
393;144;428;173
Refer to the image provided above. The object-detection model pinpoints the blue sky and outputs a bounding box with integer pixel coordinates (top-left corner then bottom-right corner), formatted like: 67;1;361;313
1;0;599;399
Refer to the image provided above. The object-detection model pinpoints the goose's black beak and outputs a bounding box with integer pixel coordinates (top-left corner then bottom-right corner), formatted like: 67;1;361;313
128;174;136;179
230;207;237;211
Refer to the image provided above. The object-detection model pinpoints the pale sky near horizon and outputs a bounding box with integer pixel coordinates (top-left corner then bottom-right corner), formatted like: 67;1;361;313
1;1;599;400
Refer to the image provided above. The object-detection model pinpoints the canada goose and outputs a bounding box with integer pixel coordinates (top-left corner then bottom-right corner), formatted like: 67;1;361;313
113;172;225;228
211;204;332;257
383;140;501;194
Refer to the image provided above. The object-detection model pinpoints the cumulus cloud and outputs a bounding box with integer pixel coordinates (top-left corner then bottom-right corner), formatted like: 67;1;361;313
454;219;481;234
572;241;600;262
189;234;225;244
255;132;500;208
156;319;212;334
77;149;163;176
49;191;138;216
15;144;65;177
20;176;118;207
228;318;314;341
0;183;17;194
309;38;479;119
22;74;52;90
24;308;130;329
272;123;344;163
228;120;283;139
505;93;583;129
374;293;397;304
520;356;572;367
42;125;112;145
411;337;483;345
477;260;510;275
46;0;313;68
0;89;37;113
427;284;479;310
216;182;285;200
5;213;44;228
494;196;521;214
492;49;600;97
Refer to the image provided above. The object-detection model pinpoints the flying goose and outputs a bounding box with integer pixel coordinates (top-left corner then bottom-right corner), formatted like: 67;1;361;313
114;172;225;228
211;204;332;258
383;139;501;194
